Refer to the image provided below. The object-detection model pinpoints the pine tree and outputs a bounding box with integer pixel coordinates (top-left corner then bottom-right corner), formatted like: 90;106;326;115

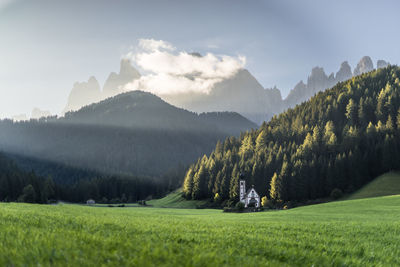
239;135;254;160
376;120;385;132
41;177;55;203
255;130;267;152
229;164;239;200
183;167;194;199
366;122;376;135
324;121;337;146
19;184;36;203
278;161;290;201
302;132;313;149
312;126;322;144
192;165;207;199
386;115;394;131
215;140;223;155
346;98;358;124
220;166;230;199
397;108;400;129
269;172;279;200
358;97;367;125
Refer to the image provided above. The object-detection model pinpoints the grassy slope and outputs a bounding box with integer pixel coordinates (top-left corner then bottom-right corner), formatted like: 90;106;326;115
348;172;400;200
1;196;400;266
147;190;208;208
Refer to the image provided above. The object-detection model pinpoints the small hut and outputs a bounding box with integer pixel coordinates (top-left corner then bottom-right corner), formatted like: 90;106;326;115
86;199;95;205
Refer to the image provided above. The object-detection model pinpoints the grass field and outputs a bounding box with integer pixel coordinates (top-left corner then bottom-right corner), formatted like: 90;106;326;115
348;172;400;200
147;190;207;208
1;196;400;266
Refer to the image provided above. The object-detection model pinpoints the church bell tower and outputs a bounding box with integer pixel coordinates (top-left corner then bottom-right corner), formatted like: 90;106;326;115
239;173;246;203
240;180;246;201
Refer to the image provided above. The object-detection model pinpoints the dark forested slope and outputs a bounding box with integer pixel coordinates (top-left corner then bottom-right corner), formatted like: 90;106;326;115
0;152;165;203
183;66;400;204
0;91;256;177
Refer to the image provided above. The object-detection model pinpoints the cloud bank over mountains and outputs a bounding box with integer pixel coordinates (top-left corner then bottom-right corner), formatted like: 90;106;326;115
124;39;246;95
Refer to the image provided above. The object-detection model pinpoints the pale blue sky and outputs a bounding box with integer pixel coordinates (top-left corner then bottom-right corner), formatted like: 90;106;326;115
1;0;399;117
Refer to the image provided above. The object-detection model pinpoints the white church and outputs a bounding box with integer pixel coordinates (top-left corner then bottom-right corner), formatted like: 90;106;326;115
239;179;261;208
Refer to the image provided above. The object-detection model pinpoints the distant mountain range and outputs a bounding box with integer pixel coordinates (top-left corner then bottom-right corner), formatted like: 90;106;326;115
63;56;390;125
161;69;283;126
283;56;389;109
0;91;256;177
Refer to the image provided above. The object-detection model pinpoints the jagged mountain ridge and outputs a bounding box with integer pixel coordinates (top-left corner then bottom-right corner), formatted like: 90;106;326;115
283;56;389;109
63;56;390;125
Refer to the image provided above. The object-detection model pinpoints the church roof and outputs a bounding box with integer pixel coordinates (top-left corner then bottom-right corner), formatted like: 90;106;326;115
245;188;259;197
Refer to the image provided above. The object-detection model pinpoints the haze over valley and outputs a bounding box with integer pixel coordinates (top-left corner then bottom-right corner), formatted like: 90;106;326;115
2;1;400;266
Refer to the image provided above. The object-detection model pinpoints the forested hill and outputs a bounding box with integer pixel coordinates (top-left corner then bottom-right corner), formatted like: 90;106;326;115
0;91;256;178
61;91;256;135
183;65;400;204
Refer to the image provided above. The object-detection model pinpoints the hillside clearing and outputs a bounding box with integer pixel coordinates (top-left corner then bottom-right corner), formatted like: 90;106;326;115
147;190;208;208
348;172;400;200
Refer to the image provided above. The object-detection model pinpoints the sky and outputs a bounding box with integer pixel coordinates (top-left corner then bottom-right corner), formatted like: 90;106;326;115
1;0;400;118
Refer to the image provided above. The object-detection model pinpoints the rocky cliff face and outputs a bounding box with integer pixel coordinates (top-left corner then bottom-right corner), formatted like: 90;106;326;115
284;66;335;109
353;56;374;76
64;76;102;113
63;60;140;113
335;61;352;83
102;59;141;99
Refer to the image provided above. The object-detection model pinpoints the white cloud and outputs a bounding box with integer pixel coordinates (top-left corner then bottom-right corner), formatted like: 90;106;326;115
138;39;175;52
124;39;246;95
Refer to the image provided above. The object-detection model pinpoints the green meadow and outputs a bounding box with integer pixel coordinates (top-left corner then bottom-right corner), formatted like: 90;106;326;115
147;190;207;208
1;195;400;266
348;172;400;200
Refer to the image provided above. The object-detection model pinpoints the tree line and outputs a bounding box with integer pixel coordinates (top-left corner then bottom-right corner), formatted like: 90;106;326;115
183;65;400;206
0;152;179;203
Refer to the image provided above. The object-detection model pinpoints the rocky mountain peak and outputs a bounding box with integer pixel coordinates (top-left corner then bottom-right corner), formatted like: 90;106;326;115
103;59;141;99
377;60;389;69
307;67;328;93
336;61;352;82
63;77;102;113
120;59;141;77
88;76;98;85
353;56;374;76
